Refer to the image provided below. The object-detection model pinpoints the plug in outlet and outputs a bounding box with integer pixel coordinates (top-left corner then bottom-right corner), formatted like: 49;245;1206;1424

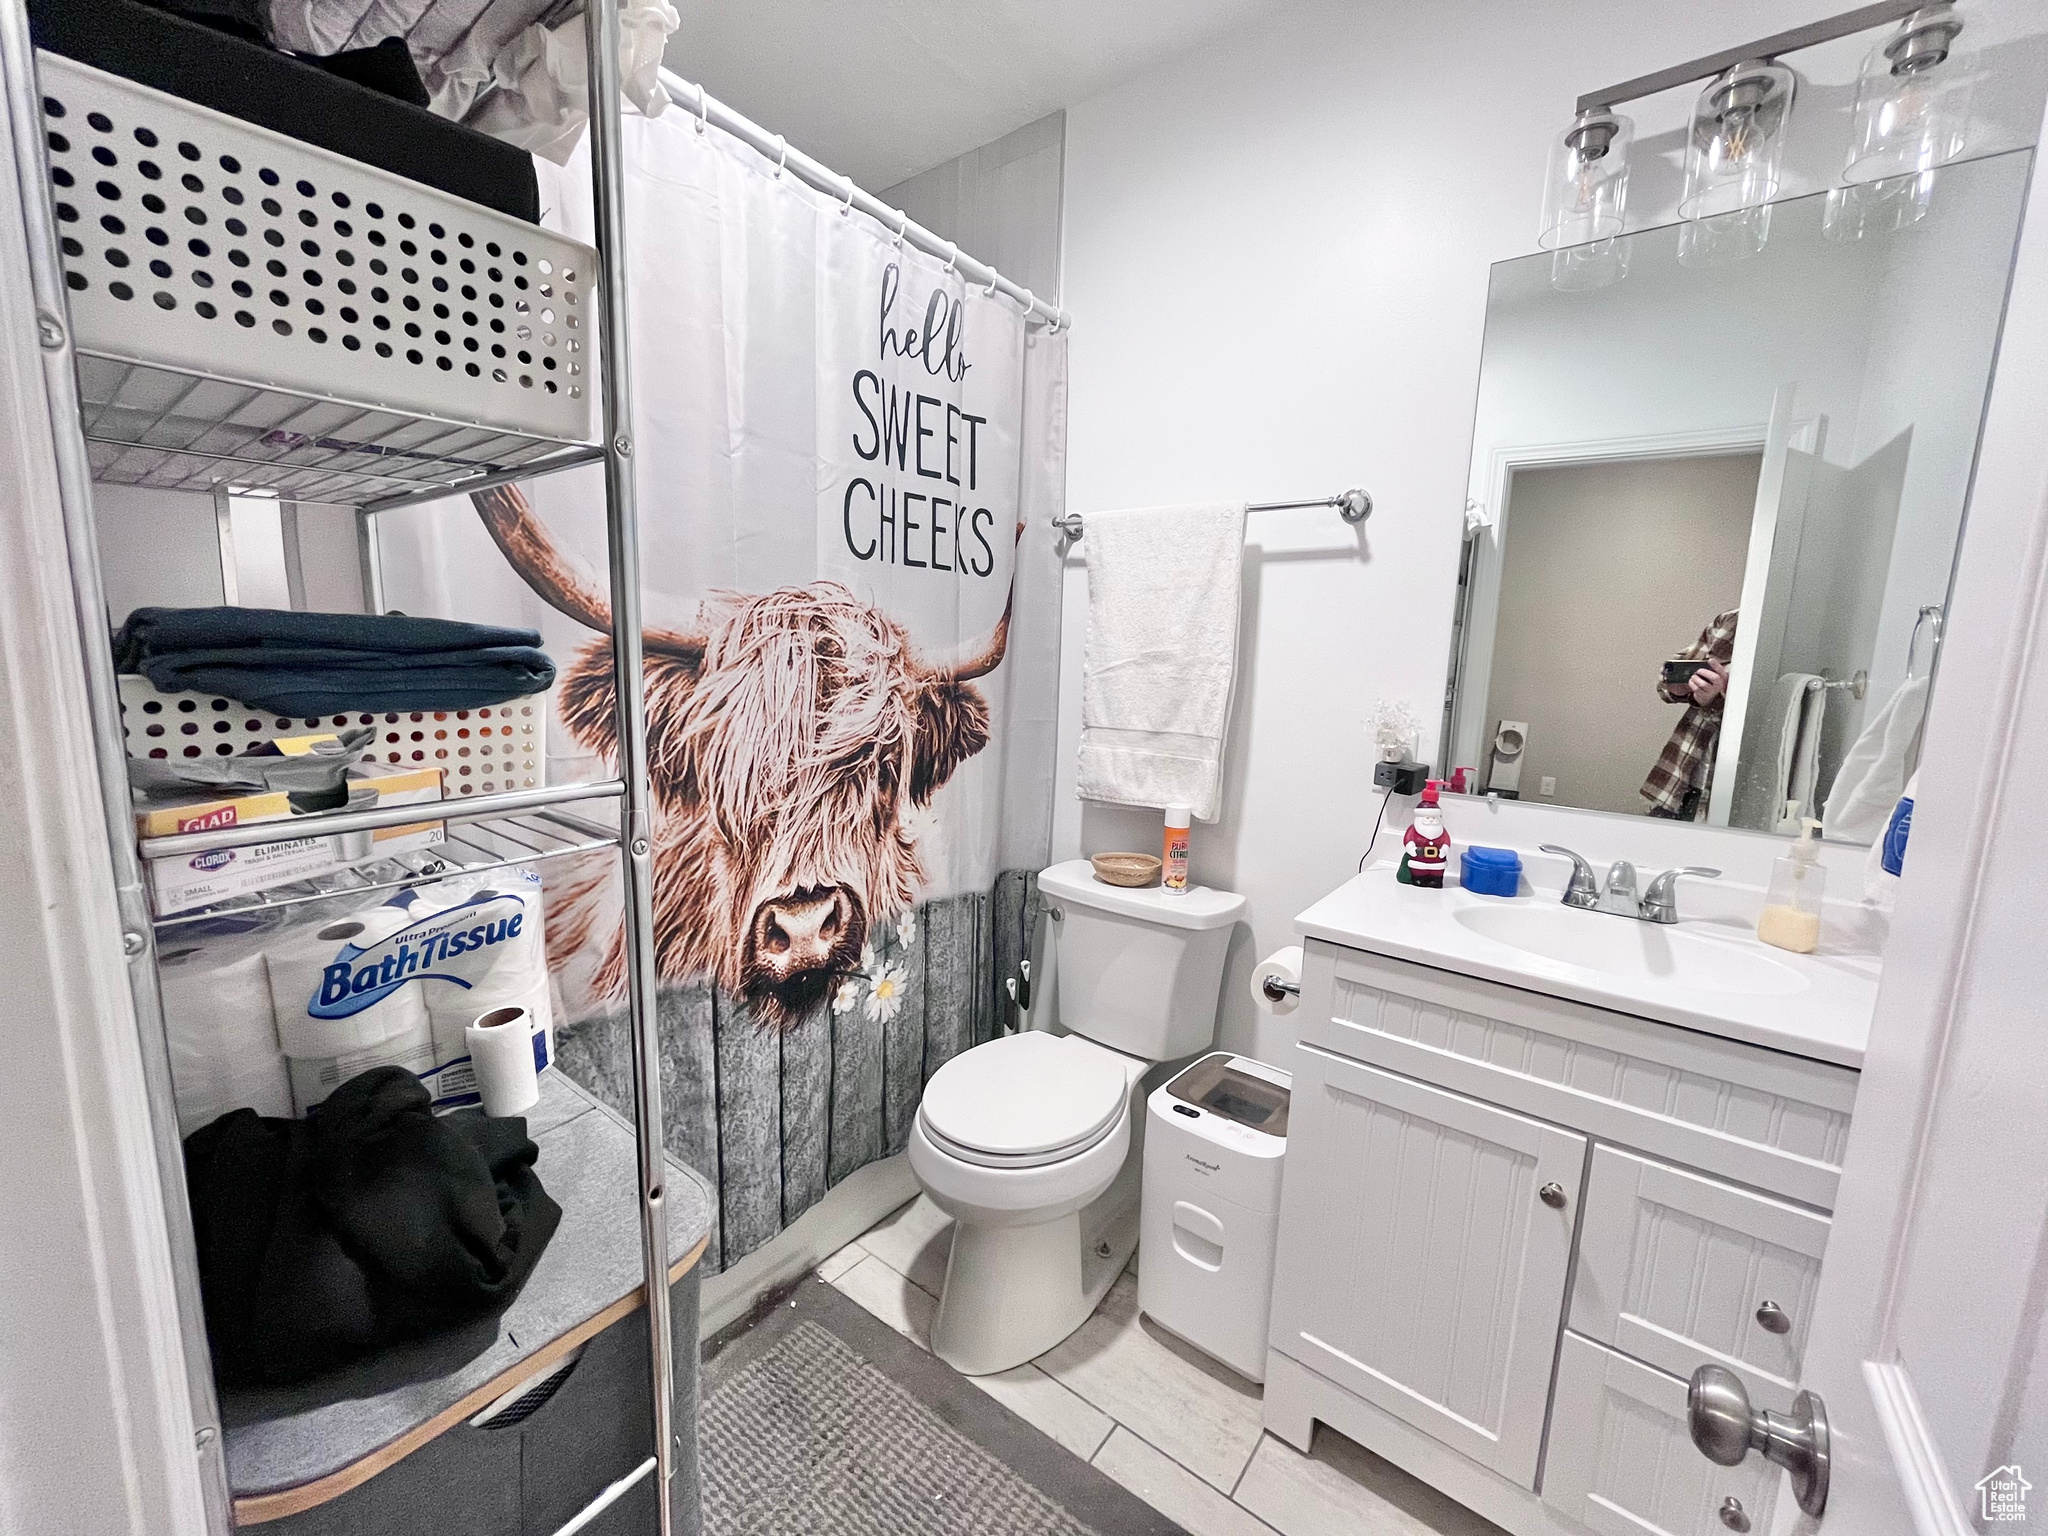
1539;776;1557;797
1374;759;1430;796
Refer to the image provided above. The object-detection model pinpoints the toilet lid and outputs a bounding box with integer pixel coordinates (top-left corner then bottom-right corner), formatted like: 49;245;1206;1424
919;1032;1129;1166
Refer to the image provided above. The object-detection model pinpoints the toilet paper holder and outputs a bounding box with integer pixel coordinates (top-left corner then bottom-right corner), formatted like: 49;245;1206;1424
1261;975;1300;1002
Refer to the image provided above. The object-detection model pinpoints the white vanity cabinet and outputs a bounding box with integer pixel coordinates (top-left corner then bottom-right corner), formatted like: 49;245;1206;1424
1264;940;1858;1536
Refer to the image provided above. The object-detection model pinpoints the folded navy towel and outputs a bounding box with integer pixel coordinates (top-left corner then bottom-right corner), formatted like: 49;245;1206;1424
113;607;557;715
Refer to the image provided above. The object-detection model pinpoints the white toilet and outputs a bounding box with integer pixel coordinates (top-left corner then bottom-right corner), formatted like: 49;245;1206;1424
908;858;1245;1375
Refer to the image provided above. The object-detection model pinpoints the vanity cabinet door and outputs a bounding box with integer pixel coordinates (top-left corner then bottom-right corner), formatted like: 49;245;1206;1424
1270;1045;1585;1487
1572;1146;1829;1413
1545;1332;1784;1536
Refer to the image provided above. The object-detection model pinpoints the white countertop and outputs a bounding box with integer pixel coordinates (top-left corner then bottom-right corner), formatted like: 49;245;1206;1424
1296;864;1878;1069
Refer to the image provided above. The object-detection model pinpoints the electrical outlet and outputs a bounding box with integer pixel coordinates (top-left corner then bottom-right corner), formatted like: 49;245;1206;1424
1540;776;1557;797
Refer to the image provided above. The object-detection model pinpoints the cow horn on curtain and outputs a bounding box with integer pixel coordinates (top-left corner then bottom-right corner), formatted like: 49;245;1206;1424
464;109;1067;1274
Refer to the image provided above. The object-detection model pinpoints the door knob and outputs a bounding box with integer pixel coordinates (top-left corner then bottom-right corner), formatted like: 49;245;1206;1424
1539;1182;1568;1208
1718;1495;1751;1531
1687;1364;1830;1517
1755;1300;1791;1334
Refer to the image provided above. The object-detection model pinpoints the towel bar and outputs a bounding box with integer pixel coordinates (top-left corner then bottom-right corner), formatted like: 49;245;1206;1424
1051;487;1371;541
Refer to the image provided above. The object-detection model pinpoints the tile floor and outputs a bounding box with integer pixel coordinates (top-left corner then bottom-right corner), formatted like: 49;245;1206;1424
820;1196;1509;1536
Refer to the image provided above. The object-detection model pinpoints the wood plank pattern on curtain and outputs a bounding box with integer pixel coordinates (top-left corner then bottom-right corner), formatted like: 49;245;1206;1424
556;870;1039;1273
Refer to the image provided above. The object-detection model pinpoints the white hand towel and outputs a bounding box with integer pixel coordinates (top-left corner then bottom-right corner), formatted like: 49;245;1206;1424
1076;502;1246;821
1770;674;1828;832
1825;676;1928;843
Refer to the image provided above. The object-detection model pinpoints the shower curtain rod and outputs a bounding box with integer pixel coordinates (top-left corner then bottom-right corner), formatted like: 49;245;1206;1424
1050;488;1373;541
655;68;1070;332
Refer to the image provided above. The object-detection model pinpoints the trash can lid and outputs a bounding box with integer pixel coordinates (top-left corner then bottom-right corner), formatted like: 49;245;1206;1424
1163;1053;1291;1138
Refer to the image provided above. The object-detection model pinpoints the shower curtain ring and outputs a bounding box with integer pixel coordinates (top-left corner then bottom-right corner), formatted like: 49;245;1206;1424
772;135;788;177
893;211;909;249
696;84;710;133
943;240;959;275
840;175;856;217
983;269;1000;298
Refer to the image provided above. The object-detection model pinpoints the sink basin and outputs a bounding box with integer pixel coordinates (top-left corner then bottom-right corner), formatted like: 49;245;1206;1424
1452;902;1809;998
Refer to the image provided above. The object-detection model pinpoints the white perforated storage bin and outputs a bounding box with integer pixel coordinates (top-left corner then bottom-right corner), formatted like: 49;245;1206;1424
37;54;598;501
117;673;544;799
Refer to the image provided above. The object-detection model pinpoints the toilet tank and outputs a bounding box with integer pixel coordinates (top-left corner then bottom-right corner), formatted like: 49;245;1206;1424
1038;859;1246;1060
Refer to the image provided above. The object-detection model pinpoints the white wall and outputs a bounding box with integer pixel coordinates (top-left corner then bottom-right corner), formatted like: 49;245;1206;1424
1051;0;2048;1063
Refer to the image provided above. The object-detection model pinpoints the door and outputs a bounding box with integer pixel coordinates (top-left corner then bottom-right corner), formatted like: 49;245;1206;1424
1712;384;1818;827
1268;1045;1585;1486
1683;106;2048;1533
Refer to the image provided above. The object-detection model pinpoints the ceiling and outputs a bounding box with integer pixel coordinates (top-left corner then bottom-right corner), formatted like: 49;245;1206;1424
661;0;1283;192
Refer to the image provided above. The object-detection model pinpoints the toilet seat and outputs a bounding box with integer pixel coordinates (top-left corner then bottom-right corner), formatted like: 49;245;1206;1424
918;1032;1130;1169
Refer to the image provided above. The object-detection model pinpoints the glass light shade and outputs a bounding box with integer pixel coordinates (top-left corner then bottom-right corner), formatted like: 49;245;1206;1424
1679;60;1795;223
1844;4;1971;185
1538;109;1633;250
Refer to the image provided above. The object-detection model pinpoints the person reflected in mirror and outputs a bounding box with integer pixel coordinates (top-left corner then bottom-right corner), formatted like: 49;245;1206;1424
1641;608;1737;821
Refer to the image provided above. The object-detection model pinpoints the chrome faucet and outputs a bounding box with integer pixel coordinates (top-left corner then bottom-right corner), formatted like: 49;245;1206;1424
1594;860;1643;917
1539;845;1721;924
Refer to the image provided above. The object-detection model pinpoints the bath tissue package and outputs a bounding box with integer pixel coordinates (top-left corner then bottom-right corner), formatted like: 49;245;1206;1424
158;939;290;1134
259;869;553;1112
1250;946;1304;1015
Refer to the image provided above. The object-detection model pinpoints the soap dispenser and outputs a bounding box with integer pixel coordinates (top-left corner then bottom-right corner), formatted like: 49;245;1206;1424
1396;780;1452;888
1758;817;1826;953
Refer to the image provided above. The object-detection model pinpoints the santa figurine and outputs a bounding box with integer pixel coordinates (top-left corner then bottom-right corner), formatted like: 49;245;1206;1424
1396;780;1452;888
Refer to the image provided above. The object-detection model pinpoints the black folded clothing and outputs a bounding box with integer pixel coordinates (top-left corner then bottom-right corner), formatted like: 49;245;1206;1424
113;606;556;714
29;0;539;223
183;1067;562;1387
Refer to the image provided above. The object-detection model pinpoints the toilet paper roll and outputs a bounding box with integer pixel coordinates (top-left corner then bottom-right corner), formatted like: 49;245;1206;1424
287;1019;437;1115
267;904;427;1058
467;1004;542;1118
1250;946;1304;1015
426;977;551;1111
159;942;290;1133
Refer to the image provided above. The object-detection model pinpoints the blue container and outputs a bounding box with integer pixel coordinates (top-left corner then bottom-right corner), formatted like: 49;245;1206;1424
1460;845;1521;897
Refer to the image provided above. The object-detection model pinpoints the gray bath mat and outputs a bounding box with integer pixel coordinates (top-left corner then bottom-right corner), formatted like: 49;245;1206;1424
701;1277;1184;1536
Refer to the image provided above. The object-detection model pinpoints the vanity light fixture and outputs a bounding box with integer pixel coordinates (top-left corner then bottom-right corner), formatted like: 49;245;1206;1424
1547;1;1941;268
1826;3;1973;240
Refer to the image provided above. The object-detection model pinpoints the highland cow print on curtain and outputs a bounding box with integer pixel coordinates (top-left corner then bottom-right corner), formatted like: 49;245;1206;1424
386;108;1069;1273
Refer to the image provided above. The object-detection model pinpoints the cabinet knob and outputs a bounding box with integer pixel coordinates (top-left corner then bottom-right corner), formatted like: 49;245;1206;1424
1539;1181;1568;1209
1755;1301;1791;1334
1719;1495;1751;1531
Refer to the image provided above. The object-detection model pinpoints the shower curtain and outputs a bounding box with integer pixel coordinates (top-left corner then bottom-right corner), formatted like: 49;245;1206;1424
388;110;1069;1272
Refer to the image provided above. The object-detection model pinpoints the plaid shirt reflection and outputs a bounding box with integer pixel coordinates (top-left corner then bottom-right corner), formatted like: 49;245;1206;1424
1641;609;1738;817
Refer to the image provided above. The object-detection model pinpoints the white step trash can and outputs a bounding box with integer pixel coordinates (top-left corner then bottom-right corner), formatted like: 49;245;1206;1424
1138;1052;1291;1382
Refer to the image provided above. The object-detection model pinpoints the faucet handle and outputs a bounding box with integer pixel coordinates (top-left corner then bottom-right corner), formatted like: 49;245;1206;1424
1539;845;1600;909
1642;866;1722;924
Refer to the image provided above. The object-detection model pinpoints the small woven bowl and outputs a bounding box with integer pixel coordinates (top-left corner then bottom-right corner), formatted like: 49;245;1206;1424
1091;852;1161;888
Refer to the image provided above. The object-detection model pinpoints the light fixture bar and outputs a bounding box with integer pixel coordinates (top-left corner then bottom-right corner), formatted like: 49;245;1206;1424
1576;0;1926;113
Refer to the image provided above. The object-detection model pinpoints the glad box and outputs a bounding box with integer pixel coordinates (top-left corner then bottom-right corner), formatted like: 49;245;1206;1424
143;764;445;915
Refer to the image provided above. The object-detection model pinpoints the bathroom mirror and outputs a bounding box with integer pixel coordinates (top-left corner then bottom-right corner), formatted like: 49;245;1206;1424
1442;148;2031;842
